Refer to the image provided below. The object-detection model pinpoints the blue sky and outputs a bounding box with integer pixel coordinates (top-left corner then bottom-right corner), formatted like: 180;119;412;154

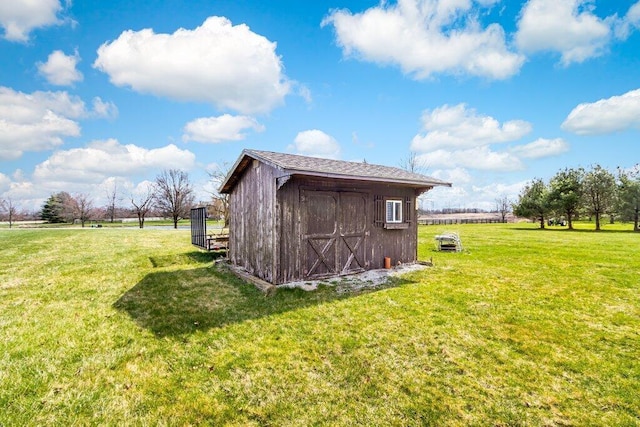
1;0;640;212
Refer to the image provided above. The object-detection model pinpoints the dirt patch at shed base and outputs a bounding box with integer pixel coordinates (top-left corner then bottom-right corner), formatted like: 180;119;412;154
278;262;430;293
217;260;431;294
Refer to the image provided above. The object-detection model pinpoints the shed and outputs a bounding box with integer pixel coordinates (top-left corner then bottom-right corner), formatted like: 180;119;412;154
219;149;451;285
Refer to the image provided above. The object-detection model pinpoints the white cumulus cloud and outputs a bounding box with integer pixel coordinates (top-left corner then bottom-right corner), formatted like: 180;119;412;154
0;0;63;42
37;50;83;86
470;180;528;208
0;87;84;160
289;129;341;159
0;172;9;192
0;87;86;120
323;0;524;80
615;1;640;39
417;146;524;172
424;177;528;211
561;88;640;135
2;139;195;211
411;104;532;151
91;97;118;119
471;181;527;199
0;87;118;160
510;138;569;159
182;114;265;143
430;167;473;185
94;16;292;114
515;0;612;65
32;139;196;184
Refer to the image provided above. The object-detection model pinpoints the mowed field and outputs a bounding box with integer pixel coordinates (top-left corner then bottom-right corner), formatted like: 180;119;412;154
1;223;639;425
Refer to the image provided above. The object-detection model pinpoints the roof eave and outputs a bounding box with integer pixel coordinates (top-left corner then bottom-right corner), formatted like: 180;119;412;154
280;169;452;188
220;149;289;193
220;150;453;193
219;150;253;194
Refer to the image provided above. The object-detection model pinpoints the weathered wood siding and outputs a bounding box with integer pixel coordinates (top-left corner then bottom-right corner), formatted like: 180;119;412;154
228;160;280;283
229;167;423;285
275;176;419;284
368;186;418;270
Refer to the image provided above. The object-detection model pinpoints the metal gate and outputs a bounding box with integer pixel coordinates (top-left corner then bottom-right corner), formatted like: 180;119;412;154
190;207;207;250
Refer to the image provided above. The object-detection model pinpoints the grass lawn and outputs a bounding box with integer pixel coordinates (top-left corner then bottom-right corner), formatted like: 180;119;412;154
1;223;639;425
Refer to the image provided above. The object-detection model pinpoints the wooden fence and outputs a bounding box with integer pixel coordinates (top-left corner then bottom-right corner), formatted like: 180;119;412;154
418;218;505;225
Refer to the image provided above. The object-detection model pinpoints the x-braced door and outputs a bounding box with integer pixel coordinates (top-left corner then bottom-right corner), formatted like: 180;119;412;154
338;192;367;275
301;190;368;279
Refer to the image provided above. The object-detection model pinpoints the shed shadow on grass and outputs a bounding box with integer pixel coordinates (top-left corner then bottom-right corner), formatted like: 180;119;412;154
114;255;415;338
148;250;225;268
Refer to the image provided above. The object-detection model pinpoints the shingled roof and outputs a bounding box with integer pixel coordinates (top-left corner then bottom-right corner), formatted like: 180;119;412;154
220;149;451;193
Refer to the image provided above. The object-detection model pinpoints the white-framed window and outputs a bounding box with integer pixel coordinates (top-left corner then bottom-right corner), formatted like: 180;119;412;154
386;199;403;223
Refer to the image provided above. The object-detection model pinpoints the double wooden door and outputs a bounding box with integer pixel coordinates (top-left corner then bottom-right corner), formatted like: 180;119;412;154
301;190;368;279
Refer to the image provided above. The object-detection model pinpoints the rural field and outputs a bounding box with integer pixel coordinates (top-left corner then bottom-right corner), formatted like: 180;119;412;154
1;223;639;425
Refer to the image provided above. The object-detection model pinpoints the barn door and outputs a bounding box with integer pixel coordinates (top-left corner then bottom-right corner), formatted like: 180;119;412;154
301;190;368;279
338;192;367;274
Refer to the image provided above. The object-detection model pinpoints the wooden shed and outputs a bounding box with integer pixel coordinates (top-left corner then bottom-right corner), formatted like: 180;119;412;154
219;149;451;285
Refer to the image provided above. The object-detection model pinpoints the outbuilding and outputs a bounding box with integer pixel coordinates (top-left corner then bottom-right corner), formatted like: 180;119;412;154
217;149;451;285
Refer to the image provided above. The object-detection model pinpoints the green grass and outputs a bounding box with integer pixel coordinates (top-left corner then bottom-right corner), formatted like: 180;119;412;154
0;218;201;229
1;224;639;425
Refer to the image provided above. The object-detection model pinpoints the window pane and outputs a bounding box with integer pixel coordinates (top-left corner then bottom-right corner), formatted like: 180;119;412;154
394;201;402;222
385;200;402;223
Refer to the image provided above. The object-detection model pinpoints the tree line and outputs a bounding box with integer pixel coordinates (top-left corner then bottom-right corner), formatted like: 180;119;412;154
0;169;195;229
513;164;640;231
1;165;233;229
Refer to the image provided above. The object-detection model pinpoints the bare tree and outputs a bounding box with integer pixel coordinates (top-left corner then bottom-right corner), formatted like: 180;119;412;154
207;162;232;227
104;181;122;223
71;193;94;227
155;169;195;229
1;198;18;228
131;184;156;229
58;192;78;223
495;195;511;223
399;152;430;214
0;198;6;225
399;151;428;174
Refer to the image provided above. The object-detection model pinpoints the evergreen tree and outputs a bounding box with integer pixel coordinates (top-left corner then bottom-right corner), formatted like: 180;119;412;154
41;194;64;223
583;165;616;231
617;166;640;232
513;178;550;229
548;167;583;229
40;192;75;223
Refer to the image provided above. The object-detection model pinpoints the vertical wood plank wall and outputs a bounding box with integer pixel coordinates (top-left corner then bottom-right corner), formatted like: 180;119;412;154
275;177;420;284
229;166;424;285
228;161;278;283
368;185;417;270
